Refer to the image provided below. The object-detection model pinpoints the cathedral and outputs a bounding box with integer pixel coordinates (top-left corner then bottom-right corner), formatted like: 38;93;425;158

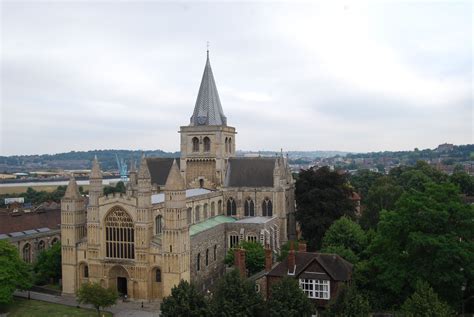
61;51;296;301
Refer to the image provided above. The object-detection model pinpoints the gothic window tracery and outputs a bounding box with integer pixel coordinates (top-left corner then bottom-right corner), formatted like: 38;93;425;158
226;197;236;216
244;198;255;217
262;198;273;217
105;206;135;259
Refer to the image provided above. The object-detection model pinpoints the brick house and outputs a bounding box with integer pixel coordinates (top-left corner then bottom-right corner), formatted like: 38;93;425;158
252;244;353;309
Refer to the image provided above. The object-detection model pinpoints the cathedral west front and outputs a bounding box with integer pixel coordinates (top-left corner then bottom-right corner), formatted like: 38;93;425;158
61;51;296;300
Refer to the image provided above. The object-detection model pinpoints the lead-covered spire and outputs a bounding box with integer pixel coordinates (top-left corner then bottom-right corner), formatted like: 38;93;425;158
190;50;227;126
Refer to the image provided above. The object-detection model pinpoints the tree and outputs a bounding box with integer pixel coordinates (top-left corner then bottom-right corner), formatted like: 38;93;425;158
225;241;265;275
161;280;210;317
76;282;118;317
322;216;367;256
400;281;454;317
295;167;356;250
267;277;314;317
349;169;383;200
33;242;61;285
360;182;474;310
325;284;371;317
450;169;474;195
277;240;300;262
210;270;263;317
360;177;403;230
0;240;32;306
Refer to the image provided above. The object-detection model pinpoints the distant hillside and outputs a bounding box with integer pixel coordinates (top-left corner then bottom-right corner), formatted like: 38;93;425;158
0;150;180;172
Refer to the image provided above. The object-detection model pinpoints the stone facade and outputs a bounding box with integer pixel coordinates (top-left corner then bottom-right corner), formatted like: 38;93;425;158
61;52;295;301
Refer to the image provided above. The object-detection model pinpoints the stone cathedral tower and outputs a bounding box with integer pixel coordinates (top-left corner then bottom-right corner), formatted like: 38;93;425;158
162;160;191;297
61;176;86;294
179;51;236;189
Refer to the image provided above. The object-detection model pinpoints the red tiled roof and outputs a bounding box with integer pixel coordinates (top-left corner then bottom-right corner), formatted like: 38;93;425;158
0;209;61;234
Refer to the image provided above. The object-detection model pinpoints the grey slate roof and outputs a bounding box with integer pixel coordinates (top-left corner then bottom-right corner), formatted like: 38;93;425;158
267;252;353;281
190;51;227;126
146;158;180;186
224;157;276;188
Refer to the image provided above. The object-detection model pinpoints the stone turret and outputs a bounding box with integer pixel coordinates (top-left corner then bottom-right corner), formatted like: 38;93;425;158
86;156;102;259
89;156;102;207
61;175;86;294
162;159;190;297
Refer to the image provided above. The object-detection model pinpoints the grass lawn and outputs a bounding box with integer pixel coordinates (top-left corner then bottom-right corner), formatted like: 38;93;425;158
6;298;113;317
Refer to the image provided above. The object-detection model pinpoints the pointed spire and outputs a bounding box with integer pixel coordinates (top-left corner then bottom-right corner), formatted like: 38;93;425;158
165;159;185;191
190;50;227;126
90;155;102;179
138;154;151;179
130;159;137;173
64;175;82;199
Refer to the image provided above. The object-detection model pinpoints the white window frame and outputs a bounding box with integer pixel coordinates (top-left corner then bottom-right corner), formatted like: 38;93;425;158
299;279;330;299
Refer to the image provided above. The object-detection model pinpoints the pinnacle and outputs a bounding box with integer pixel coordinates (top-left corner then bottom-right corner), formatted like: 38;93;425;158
165;159;185;191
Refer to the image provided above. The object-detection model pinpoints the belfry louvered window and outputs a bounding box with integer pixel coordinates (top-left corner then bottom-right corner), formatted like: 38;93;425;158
105;206;135;259
203;137;211;152
192;137;199;152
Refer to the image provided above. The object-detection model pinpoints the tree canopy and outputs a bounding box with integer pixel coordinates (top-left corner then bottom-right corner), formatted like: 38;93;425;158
33;242;61;285
76;282;118;317
400;281;454;317
267;277;314;317
325;284;371;317
0;240;32;305
295;166;355;250
210;270;263;317
161;280;210;317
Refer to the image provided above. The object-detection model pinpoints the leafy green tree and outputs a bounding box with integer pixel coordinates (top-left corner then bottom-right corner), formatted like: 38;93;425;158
76;282;118;317
0;241;32;306
325;284;371;317
267;277;314;317
225;241;265;276
360;177;403;229
296;167;356;250
210;270;263;317
400;281;454;317
322;216;367;255
349;169;383;200
103;181;126;196
161;280;210;317
33;242;61;285
450;169;474;195
277;240;300;262
321;245;359;265
360;182;474;309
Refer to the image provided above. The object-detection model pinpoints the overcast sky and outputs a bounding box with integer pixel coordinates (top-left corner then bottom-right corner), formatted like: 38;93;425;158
1;1;472;156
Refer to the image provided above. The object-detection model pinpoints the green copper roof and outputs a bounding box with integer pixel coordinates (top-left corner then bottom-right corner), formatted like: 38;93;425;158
190;215;236;236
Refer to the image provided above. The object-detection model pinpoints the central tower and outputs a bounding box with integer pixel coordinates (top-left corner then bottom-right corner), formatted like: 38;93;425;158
179;50;236;189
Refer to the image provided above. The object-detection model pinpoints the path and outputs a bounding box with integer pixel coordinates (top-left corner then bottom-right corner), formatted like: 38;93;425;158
14;290;161;317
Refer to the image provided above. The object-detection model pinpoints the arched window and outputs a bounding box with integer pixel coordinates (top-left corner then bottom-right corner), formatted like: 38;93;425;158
22;243;31;263
38;240;46;253
226;198;236;216
214;245;217;261
155;268;161;282
244;198;255;217
199;179;204;188
206;249;209;266
218;200;222;214
195;206;200;222
262;198;273;217
203;203;208;219
211;202;215;217
203;137;211;152
247;234;258;243
225;137;228;153
197;253;201;271
84;265;89;278
155;215;163;234
187;207;192;225
192;137;199;152
105;206;135;259
51;238;59;245
228;138;232;153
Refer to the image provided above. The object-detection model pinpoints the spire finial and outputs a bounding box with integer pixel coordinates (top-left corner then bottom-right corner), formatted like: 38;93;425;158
206;41;210;58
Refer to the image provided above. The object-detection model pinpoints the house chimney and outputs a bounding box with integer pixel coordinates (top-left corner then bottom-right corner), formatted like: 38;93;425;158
265;245;272;272
288;241;296;275
298;242;307;252
234;248;246;278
